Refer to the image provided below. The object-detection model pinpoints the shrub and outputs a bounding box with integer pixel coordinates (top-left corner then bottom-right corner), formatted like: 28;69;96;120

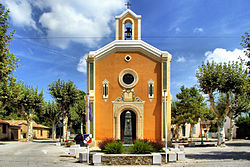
104;141;124;154
98;138;115;151
149;140;164;152
129;140;153;154
65;141;75;147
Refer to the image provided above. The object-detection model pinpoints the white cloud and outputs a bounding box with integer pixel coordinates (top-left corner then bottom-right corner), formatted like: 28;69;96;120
5;0;126;49
77;56;87;73
175;27;181;33
176;56;186;63
204;48;248;63
193;27;203;33
4;0;37;29
39;0;125;49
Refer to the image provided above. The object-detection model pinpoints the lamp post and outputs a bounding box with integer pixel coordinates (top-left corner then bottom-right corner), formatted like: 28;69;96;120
164;90;167;163
59;116;63;142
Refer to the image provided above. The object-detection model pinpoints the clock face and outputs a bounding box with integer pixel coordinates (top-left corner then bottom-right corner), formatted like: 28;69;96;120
123;74;134;84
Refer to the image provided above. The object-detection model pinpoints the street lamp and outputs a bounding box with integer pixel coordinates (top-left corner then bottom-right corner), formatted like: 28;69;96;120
59;116;63;142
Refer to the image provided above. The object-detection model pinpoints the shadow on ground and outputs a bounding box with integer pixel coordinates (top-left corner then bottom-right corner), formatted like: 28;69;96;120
0;143;7;145
226;142;250;147
186;151;250;161
33;140;58;144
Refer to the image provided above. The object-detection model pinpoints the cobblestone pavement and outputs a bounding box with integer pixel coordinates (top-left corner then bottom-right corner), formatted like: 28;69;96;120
0;139;249;167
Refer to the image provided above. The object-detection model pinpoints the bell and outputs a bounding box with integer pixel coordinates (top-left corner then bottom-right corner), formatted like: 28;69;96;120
125;27;132;39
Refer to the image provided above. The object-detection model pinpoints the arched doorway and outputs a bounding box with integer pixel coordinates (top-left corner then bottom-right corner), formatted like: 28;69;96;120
120;110;136;141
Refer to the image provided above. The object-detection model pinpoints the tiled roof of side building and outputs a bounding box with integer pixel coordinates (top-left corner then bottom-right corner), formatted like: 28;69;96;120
6;120;50;129
6;120;28;126
0;119;10;124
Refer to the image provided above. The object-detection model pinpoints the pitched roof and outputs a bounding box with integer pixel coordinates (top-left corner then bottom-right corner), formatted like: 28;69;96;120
87;40;171;63
6;120;50;129
0;119;9;124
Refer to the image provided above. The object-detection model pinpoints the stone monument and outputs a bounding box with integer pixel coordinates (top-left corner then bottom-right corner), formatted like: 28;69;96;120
124;111;133;144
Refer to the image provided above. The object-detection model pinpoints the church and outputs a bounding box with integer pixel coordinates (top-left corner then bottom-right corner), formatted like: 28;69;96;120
85;9;172;144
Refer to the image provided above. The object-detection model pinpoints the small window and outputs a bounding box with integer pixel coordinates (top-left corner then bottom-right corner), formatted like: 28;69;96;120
40;130;43;136
182;126;186;137
102;80;109;101
148;80;154;100
193;126;196;133
2;124;7;134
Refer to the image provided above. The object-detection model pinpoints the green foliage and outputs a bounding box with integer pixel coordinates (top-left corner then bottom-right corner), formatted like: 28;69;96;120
129;140;153;154
0;77;22;112
44;100;61;123
172;86;206;126
104;141;124;154
48;79;79;139
69;90;86;133
196;61;247;119
241;30;250;59
196;61;248;145
17;84;44;117
98;138;115;151
235;115;250;128
200;107;216;121
0;4;19;82
48;79;79;115
209;122;218;133
148;140;164;152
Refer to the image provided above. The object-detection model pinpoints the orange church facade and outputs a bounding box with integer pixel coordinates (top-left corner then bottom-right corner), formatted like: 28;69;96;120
86;9;172;144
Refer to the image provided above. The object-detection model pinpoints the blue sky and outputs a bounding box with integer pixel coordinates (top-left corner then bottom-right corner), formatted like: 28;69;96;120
2;0;250;101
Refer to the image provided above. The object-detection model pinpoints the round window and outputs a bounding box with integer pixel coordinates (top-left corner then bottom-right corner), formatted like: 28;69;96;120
119;69;138;89
123;74;134;84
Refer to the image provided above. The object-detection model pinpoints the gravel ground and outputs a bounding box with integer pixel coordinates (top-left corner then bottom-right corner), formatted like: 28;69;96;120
0;139;249;167
164;140;250;167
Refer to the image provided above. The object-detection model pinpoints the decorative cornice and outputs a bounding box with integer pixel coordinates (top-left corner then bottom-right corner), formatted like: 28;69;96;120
115;9;141;19
86;40;171;62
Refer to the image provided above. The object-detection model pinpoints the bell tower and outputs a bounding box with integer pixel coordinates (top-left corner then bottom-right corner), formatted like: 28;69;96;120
115;9;141;40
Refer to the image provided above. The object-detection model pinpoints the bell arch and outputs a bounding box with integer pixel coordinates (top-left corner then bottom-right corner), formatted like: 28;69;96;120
122;18;135;40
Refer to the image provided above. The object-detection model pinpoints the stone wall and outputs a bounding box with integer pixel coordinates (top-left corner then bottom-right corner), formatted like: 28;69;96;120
102;154;153;165
87;151;184;165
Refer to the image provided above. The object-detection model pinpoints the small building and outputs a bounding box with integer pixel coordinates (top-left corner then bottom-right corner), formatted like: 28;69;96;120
6;120;50;140
0;119;11;140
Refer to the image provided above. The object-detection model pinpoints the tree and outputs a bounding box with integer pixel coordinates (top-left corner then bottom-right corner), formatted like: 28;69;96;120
216;92;250;140
171;101;182;140
235;115;250;139
0;4;19;83
240;30;250;73
0;77;22;112
199;107;215;141
70;90;86;134
44;100;61;140
175;86;207;140
48;79;79;140
196;61;247;146
16;84;44;141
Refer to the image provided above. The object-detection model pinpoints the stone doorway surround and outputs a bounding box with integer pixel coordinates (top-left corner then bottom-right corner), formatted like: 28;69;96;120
112;97;144;140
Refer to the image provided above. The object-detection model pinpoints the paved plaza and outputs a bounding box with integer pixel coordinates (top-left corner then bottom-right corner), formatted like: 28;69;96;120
0;139;249;167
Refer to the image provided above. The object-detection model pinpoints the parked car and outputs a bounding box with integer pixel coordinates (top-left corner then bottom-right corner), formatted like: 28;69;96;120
74;134;84;146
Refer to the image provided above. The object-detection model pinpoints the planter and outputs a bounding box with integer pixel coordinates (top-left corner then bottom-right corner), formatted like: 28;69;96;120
89;153;166;165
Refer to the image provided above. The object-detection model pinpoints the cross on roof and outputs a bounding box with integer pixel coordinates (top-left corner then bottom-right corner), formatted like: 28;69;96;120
125;2;131;9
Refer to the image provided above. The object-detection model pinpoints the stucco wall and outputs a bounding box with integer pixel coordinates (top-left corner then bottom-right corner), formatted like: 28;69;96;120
0;124;11;140
95;52;163;141
33;128;49;139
